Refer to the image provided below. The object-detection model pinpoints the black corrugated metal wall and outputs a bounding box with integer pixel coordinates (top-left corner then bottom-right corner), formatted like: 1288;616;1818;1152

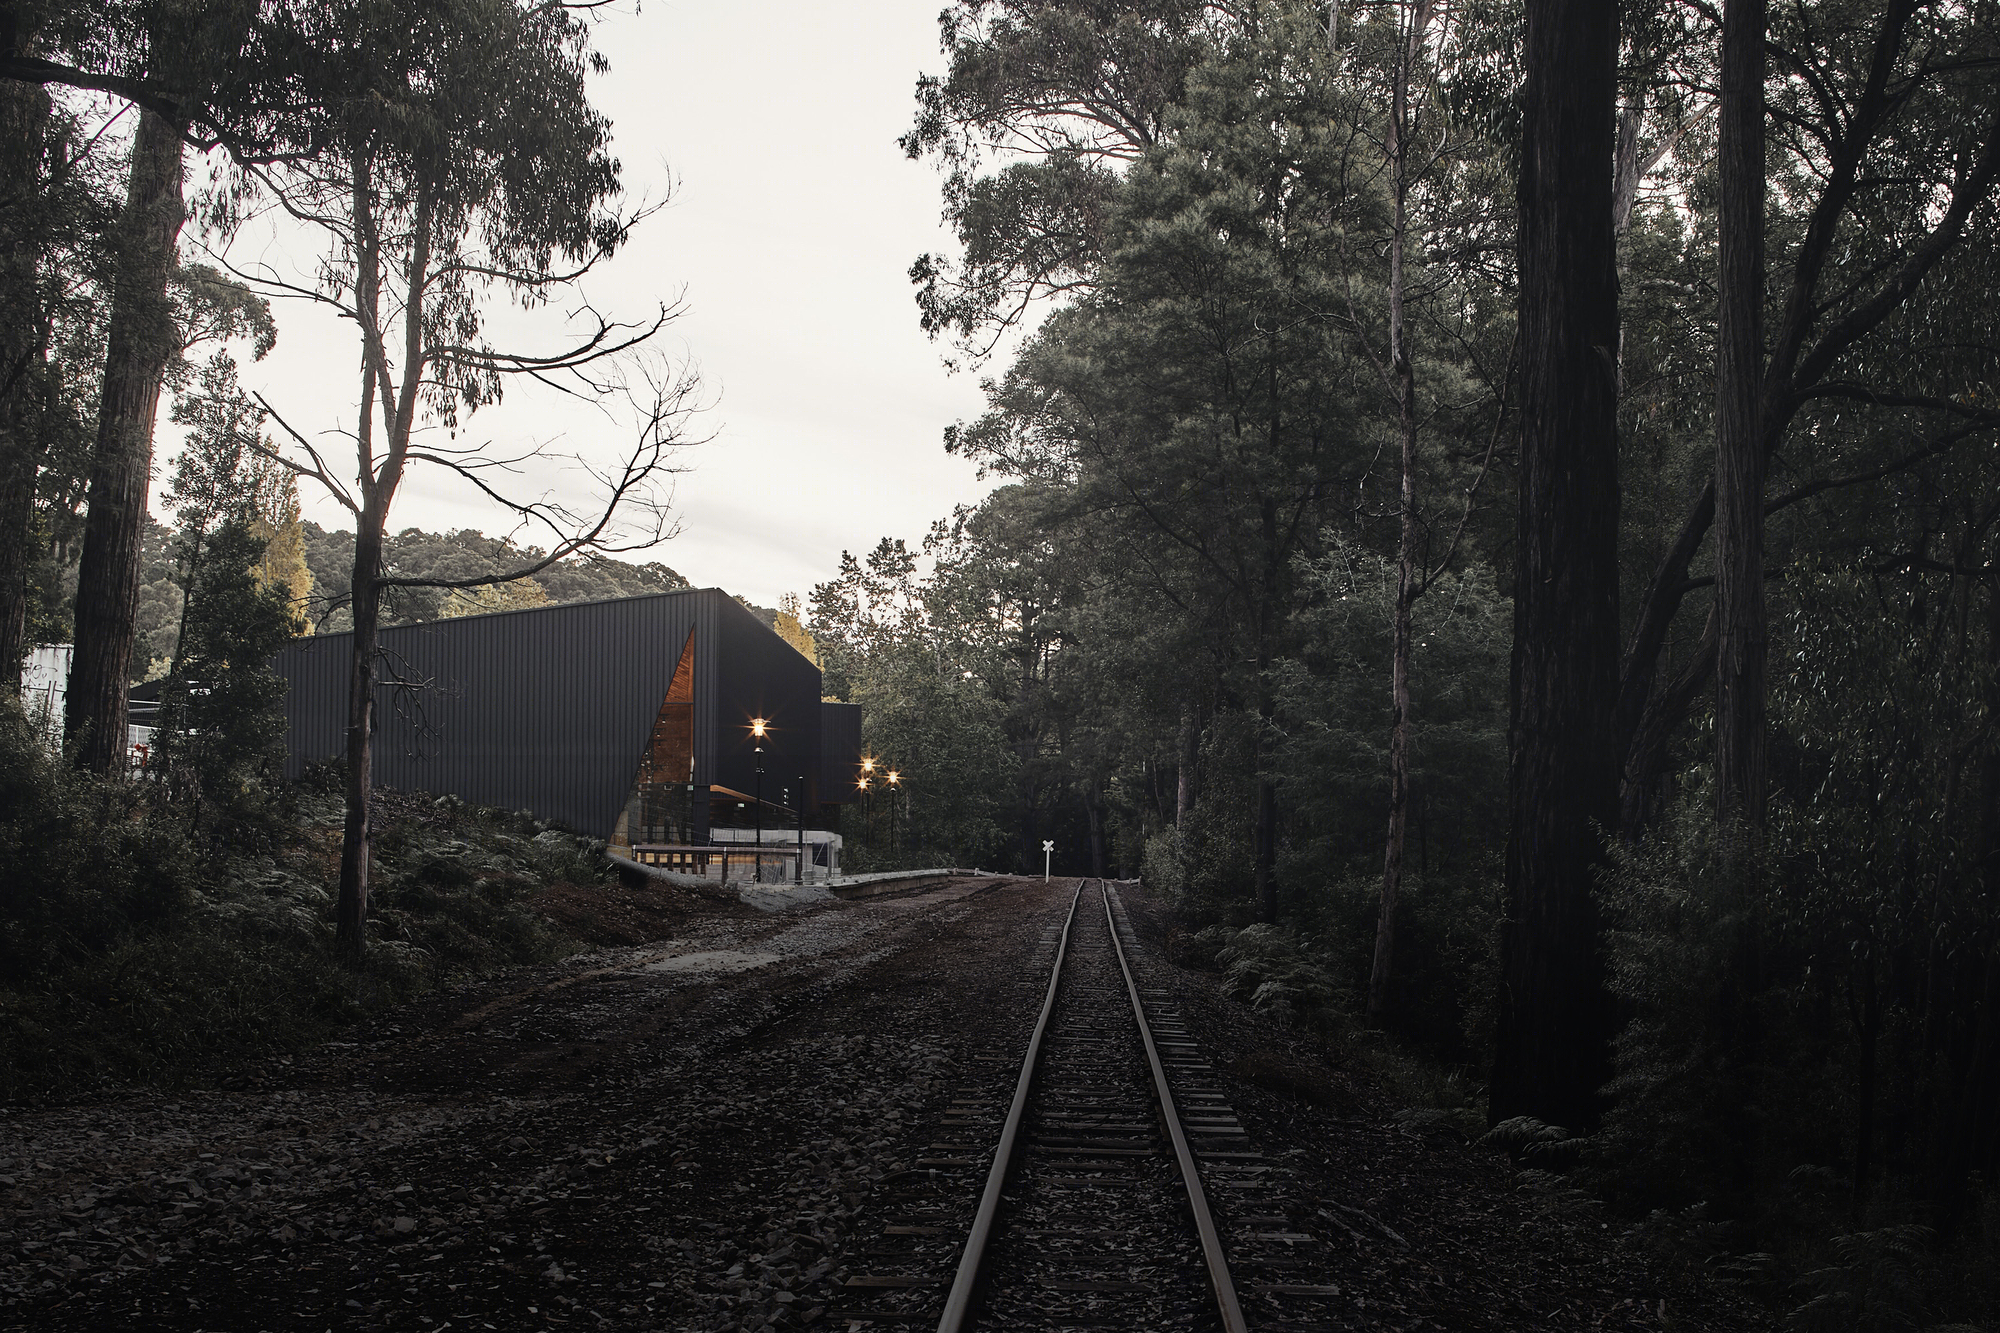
710;599;823;818
273;588;823;840
819;702;862;804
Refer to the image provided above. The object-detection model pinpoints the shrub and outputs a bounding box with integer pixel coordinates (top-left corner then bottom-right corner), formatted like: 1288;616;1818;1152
0;694;602;1102
0;695;199;980
1193;921;1353;1039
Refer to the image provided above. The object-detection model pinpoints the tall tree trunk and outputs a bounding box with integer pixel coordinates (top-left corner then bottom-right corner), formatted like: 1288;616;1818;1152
333;158;428;966
1253;500;1280;924
334;251;385;965
1491;0;1622;1132
1612;101;1643;397
1019;735;1040;873
1940;943;1999;1239
1619;610;1717;836
335;514;383;964
1962;574;2000;1235
1713;0;1769;1207
1370;2;1427;1026
66;108;185;770
335;153;387;966
1715;0;1767;835
1085;777;1105;877
1851;959;1879;1217
1372;525;1414;1024
1175;705;1196;827
1612;102;1645;240
0;68;49;693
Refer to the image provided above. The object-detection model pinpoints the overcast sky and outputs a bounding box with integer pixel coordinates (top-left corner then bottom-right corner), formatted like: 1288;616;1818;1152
199;0;1002;610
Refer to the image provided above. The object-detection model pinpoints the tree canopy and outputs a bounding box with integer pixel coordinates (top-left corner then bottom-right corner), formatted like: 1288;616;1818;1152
830;0;2000;1311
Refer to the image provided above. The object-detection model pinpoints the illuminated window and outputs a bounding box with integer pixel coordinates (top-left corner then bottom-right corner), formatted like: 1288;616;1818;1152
619;629;696;849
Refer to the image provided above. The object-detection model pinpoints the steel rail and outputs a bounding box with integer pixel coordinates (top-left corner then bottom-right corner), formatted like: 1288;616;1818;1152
934;880;1086;1333
1105;885;1250;1333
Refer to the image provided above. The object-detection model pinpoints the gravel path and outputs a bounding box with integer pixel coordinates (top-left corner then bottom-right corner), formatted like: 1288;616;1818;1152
2;876;1761;1332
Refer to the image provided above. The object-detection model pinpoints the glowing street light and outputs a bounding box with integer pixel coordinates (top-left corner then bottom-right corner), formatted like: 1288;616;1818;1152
885;770;902;853
750;718;768;879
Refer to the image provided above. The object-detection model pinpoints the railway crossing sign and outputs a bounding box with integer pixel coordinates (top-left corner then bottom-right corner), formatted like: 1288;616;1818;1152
1042;840;1054;882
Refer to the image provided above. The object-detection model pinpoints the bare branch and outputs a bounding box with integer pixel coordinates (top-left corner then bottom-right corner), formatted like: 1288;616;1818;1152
251;393;361;514
1797;381;2000;430
1767;421;1990;515
428;303;672;375
378;359;707;590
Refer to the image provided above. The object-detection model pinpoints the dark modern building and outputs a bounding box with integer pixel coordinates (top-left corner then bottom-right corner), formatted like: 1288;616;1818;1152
273;588;862;854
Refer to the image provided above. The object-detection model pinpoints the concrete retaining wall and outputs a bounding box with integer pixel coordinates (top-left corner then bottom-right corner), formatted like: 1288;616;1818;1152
607;852;997;903
826;869;990;901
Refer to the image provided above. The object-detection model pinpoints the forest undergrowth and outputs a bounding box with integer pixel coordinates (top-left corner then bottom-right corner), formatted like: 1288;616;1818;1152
0;700;601;1104
1156;858;2000;1333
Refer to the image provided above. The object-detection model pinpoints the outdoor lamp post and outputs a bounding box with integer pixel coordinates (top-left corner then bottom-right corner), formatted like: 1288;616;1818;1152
860;756;876;849
751;718;767;882
885;770;901;854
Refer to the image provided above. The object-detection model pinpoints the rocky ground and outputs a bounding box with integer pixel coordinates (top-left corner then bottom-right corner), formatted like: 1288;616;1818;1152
0;875;1761;1332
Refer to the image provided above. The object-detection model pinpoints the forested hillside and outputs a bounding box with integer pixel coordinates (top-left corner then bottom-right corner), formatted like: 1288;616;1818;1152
295;522;692;635
797;1;2000;1319
102;517;694;679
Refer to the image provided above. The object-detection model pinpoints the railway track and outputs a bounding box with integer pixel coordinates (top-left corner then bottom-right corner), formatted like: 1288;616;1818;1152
826;879;1341;1331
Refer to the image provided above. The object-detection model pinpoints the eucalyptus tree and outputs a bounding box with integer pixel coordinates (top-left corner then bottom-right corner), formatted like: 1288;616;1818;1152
6;0;320;769
907;1;1260;881
0;56;121;692
60;104;190;769
930;486;1110;871
1321;0;1515;1024
1490;0;1622;1133
1616;0;2000;839
903;0;1228;359
954;16;1379;920
809;532;1021;868
1495;0;2000;1132
238;0;693;965
0;44;52;694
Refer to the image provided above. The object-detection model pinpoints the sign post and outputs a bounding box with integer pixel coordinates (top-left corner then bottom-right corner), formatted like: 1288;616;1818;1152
1042;839;1055;883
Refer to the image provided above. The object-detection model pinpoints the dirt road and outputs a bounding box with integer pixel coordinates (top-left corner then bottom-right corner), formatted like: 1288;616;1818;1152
1;876;1754;1332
